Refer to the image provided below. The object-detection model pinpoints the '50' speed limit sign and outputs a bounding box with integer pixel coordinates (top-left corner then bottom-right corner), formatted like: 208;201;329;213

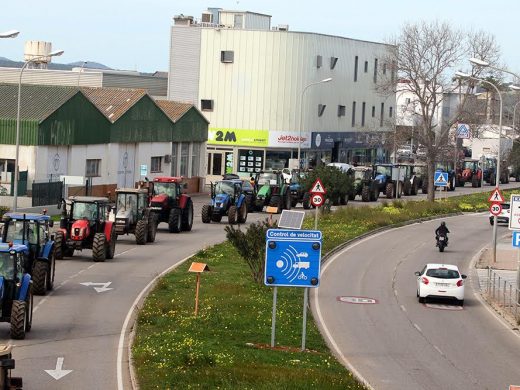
311;194;324;207
490;203;502;216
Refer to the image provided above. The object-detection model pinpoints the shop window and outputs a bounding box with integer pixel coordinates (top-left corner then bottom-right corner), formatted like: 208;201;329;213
221;51;234;63
338;105;346;117
238;149;263;174
201;99;214;111
86;159;100;177
191;143;200;177
151;156;162;173
180;143;189;177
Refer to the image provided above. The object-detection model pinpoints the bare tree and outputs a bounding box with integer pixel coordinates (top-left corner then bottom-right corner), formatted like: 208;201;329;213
379;21;501;200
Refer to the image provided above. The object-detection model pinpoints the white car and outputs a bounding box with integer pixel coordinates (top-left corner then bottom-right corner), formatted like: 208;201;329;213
327;163;353;173
489;202;509;225
415;263;466;305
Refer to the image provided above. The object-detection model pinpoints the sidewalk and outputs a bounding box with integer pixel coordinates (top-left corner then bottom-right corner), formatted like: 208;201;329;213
475;229;520;325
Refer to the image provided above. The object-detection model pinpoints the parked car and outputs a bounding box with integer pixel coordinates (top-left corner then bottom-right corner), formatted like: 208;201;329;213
415;264;466;305
489;202;510;225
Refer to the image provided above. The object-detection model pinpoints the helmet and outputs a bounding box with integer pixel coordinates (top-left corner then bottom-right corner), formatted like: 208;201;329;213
441;221;446;227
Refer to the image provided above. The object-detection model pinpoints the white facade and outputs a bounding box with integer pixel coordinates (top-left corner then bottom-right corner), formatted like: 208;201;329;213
169;10;395;179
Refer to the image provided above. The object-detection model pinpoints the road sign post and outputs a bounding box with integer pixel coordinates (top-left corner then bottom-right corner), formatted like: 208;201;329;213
265;229;322;350
514;231;520;305
310;179;326;231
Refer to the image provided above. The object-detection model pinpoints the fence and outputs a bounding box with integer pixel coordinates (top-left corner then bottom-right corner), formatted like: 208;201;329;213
32;180;63;207
485;268;520;324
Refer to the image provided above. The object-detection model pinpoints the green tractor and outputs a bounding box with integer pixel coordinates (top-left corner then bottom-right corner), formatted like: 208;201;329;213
349;166;379;202
253;171;291;213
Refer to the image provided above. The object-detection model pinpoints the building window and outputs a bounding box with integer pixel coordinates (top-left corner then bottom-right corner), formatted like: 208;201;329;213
86;159;100;177
405;98;411;105
234;14;243;28
151;156;162;173
372;106;376;117
201;99;214;111
317;55;323;68
374;58;378;83
380;103;385;127
171;143;178;176
352;101;356;127
391;61;396;84
389;106;393;118
338;105;346;117
221;51;234;63
318;104;326;117
330;56;338;69
361;102;366;127
180;143;189;177
383;63;387;75
354;56;358;82
191;143;200;176
364;60;368;73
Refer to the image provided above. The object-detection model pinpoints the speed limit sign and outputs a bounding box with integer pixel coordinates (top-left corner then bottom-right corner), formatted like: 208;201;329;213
311;194;324;207
490;202;502;216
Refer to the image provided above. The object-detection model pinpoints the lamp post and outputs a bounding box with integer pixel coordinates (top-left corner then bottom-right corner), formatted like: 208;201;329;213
13;49;64;211
0;30;20;38
297;77;332;168
512;100;520;133
77;61;87;88
456;71;503;264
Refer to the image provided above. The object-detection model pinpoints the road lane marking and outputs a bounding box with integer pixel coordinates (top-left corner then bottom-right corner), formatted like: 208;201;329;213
434;345;443;355
413;323;422;333
400;305;406;312
44;357;73;380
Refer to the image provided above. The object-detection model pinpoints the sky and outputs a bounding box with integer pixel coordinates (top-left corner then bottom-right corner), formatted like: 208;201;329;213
1;0;519;76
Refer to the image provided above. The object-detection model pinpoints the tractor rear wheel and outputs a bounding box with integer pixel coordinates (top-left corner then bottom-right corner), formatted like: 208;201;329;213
403;181;411;196
147;215;157;242
181;199;194;231
92;233;107;262
302;193;311;209
10;300;26;340
411;181;418;196
54;231;64;260
471;175;479;188
237;202;248;223
106;227;116;259
201;205;211;223
168;209;182;233
361;185;370;202
228;205;238;224
32;261;48;295
385;183;395;199
269;195;282;213
135;220;148;245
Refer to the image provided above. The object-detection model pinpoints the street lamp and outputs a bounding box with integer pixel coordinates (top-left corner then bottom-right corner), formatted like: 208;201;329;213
456;71;503;263
13;49;64;211
0;30;20;38
297;77;332;168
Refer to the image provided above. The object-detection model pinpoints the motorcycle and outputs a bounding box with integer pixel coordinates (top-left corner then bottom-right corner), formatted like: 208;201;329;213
436;234;448;252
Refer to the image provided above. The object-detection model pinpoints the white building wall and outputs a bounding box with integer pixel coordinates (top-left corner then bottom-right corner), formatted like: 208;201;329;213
195;29;394;135
135;142;172;180
0;144;36;185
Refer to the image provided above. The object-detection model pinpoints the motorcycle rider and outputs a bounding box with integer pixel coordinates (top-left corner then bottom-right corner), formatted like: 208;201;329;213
435;221;450;244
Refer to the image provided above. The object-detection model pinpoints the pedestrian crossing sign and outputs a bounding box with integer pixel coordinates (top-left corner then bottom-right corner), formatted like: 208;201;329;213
488;188;504;203
434;171;449;187
456;123;471;139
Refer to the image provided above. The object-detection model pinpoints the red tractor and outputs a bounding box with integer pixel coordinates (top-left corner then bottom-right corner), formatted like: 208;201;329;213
457;159;482;188
55;196;117;262
149;177;194;233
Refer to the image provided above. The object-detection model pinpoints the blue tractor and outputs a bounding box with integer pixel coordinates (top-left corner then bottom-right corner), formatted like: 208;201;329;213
0;242;33;340
201;180;248;224
1;213;56;296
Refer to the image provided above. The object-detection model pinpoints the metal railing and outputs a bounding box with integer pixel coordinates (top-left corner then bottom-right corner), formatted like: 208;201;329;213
486;268;520;323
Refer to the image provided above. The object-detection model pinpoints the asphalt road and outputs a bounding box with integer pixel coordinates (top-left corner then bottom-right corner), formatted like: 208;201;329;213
312;214;520;390
5;182;520;389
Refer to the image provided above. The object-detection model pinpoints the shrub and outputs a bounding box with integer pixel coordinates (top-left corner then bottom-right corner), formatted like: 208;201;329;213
302;165;353;205
0;206;8;219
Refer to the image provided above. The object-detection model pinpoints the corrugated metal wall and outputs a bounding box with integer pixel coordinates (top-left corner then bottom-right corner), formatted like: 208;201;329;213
173;108;208;142
168;26;201;104
102;73;167;97
0;68;103;88
0;118;39;144
110;95;173;143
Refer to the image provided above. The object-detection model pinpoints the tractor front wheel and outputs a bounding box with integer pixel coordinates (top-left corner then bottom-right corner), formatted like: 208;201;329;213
135;220;148;245
32;261;48;295
168;209;182;233
47;251;55;291
228;205;238;224
54;231;64;260
237;202;248;223
201;204;212;223
147;215;157;242
471;175;479;188
361;185;370;202
106;227;116;259
92;233;107;262
10;300;27;340
181;199;194;231
25;287;33;332
385;182;395;199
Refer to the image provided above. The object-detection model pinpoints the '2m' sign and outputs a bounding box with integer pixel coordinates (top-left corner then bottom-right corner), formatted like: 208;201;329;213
215;130;237;142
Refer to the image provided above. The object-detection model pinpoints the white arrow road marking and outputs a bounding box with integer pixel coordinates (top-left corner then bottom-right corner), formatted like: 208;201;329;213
80;282;113;293
45;357;72;380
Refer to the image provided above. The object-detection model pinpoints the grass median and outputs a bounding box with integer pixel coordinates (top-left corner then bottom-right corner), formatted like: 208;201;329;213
132;188;519;389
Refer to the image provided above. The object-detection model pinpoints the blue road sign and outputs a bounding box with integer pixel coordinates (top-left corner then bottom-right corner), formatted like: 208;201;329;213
264;229;322;288
456;123;471;139
434;171;449;187
512;231;520;248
